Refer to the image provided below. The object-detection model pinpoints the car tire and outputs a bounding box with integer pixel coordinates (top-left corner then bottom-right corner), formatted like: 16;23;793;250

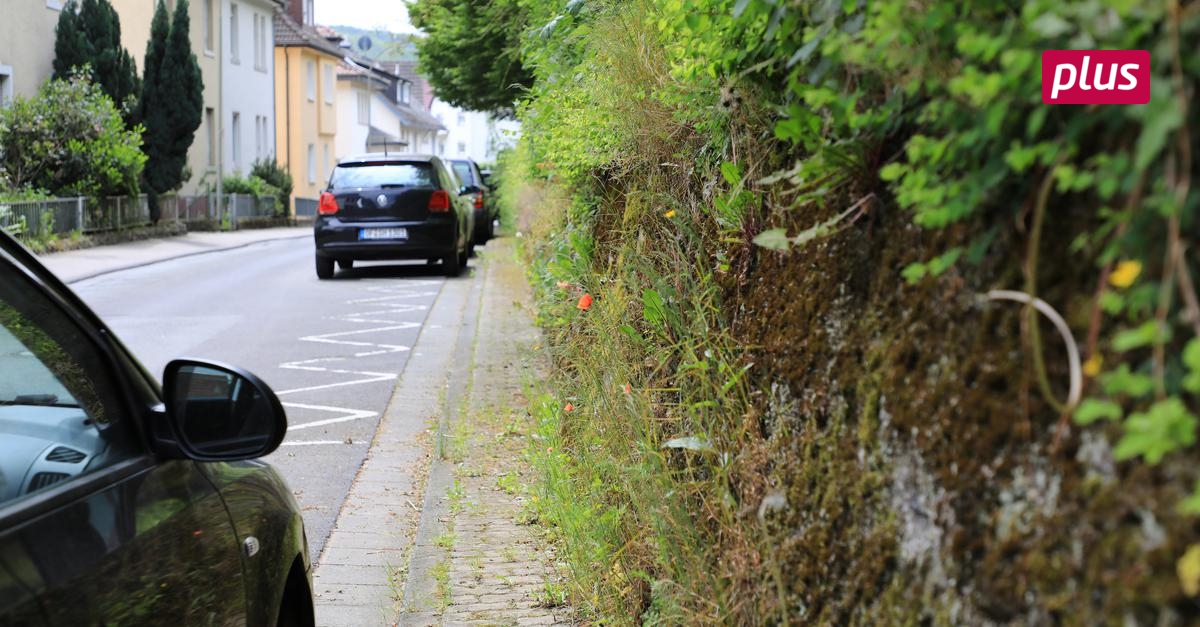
315;255;334;280
337;259;354;270
443;246;461;277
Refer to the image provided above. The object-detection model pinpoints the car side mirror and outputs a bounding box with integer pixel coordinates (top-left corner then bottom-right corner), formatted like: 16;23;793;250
459;185;481;196
163;359;287;461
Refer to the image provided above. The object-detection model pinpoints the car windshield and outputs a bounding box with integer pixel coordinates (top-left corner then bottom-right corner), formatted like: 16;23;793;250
451;161;476;186
329;162;435;190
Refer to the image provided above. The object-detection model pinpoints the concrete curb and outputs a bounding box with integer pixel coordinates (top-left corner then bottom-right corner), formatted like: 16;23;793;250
60;233;311;284
311;268;477;627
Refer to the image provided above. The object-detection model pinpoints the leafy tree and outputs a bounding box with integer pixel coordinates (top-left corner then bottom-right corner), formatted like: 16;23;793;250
140;0;203;200
408;0;533;116
52;0;140;124
0;77;146;198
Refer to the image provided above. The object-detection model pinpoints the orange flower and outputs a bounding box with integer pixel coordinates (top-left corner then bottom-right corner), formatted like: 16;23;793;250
623;383;632;394
564;402;574;412
577;294;593;310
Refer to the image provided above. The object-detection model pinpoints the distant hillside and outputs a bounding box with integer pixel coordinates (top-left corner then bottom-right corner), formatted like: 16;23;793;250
322;25;419;62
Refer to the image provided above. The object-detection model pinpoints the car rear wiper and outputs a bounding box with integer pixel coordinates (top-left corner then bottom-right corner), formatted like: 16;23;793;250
378;184;410;189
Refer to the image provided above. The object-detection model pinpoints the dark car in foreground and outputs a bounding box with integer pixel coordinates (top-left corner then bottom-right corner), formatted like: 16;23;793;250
313;153;475;279
0;231;313;626
449;158;496;245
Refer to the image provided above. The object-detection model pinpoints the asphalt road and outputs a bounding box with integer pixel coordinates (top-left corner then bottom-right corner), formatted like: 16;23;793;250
69;237;449;558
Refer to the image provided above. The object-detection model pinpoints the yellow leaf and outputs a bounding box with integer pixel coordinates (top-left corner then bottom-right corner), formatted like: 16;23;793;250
1083;354;1102;377
664;210;676;218
1179;544;1200;596
1109;260;1142;289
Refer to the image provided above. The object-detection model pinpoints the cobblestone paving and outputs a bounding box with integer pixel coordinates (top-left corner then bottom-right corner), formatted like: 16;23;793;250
400;240;572;627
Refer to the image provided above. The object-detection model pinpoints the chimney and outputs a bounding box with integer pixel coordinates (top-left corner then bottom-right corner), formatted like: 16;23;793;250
287;0;304;26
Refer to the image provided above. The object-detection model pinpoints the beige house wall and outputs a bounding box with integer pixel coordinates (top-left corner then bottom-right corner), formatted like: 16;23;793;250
0;0;64;103
113;0;221;195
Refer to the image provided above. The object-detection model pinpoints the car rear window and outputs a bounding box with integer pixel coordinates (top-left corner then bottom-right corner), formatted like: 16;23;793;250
330;162;436;189
451;161;476;186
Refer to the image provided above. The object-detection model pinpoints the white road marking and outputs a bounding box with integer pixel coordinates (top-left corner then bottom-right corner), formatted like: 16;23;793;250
278;279;439;433
284;403;377;430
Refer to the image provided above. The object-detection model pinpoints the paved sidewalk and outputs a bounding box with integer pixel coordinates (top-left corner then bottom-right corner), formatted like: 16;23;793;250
399;240;569;626
311;238;571;626
37;226;311;283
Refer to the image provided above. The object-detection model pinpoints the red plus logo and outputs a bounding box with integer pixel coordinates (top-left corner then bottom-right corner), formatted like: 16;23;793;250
1041;50;1150;105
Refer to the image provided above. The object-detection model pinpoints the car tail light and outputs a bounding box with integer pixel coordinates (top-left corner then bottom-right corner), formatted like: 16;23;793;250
429;189;450;212
318;192;339;215
474;191;484;210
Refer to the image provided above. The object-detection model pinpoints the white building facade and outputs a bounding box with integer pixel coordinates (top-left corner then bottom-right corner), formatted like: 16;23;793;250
428;99;520;165
222;0;278;176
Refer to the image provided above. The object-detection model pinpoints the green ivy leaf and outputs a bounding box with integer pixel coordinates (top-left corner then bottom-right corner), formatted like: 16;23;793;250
1133;80;1184;171
1112;320;1172;352
1113;398;1197;464
1101;363;1156;398
1183;338;1200;394
1099;291;1125;315
1074;398;1124;425
879;162;905;182
901;262;927;285
752;228;791;251
1029;12;1073;37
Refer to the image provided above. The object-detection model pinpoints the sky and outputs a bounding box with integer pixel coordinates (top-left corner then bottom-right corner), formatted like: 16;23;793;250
314;0;417;34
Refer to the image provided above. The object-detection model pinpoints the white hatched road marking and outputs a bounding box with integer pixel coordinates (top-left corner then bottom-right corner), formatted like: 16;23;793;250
282;280;439;445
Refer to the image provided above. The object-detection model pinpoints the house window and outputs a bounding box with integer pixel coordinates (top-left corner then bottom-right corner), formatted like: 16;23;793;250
254;14;267;71
456;141;465;156
397;82;410;104
306;61;315;101
262;117;270;158
205;108;216;166
229;4;239;64
307;144;316;183
0;66;12;108
302;0;313;25
231;112;241;171
456;112;465;126
323;65;333;104
204;0;214;52
357;92;368;125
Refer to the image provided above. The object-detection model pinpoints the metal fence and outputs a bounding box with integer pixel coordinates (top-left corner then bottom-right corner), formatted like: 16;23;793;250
294;197;317;218
0;193;281;238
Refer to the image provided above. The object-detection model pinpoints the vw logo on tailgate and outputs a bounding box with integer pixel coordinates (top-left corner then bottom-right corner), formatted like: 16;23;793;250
376;194;388;207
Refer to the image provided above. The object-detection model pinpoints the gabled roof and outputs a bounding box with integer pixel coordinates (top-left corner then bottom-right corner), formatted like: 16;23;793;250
273;9;345;58
377;96;445;132
366;126;406;148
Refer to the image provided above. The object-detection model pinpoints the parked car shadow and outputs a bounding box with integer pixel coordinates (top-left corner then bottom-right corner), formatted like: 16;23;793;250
329;261;475;280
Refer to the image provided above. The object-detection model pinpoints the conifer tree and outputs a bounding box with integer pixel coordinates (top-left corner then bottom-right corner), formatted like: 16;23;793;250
141;0;204;199
52;0;140;124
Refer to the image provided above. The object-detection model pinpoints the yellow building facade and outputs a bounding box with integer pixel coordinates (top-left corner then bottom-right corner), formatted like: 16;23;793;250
272;7;340;212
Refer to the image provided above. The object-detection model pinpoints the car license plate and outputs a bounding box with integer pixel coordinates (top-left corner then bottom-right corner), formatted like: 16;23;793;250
359;228;408;240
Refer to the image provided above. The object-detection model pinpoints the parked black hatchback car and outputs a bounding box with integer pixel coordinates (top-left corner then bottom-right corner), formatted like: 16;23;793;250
0;231;313;626
314;153;476;278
